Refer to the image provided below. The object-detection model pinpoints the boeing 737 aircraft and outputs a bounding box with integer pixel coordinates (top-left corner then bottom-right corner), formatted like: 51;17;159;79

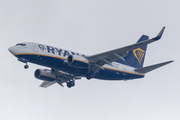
9;27;173;88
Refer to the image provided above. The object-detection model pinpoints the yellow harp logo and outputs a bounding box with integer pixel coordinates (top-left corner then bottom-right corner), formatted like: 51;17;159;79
133;48;145;65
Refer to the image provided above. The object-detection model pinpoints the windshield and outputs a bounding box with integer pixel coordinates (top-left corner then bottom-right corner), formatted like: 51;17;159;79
16;43;26;46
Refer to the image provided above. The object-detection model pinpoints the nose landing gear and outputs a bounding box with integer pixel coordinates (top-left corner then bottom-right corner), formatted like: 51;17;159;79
24;64;29;69
18;58;29;69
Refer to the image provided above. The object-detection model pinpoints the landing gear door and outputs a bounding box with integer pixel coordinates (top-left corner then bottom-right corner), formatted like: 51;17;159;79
33;43;38;52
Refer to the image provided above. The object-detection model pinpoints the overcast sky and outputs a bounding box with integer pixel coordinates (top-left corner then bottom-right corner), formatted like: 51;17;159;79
0;0;179;120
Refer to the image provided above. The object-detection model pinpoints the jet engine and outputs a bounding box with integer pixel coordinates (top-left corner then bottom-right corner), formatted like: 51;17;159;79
67;55;89;68
34;69;56;82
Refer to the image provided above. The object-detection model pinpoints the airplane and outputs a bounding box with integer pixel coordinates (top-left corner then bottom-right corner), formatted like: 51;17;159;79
8;27;173;88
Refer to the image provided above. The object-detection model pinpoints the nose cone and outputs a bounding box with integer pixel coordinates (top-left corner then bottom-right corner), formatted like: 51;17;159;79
8;46;16;55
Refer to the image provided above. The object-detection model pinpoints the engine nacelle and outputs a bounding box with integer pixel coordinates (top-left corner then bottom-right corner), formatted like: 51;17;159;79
67;55;89;68
34;69;56;82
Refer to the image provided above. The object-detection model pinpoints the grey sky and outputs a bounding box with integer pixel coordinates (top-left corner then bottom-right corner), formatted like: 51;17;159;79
0;0;179;120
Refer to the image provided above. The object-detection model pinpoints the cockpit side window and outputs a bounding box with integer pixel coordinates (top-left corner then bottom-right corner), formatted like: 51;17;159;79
16;43;26;46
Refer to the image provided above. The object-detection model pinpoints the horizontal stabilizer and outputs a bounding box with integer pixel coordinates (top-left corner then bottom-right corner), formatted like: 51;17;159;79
135;60;173;74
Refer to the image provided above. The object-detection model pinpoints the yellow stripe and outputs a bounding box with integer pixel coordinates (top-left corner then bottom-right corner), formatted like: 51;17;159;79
42;74;56;79
74;59;89;64
15;53;66;60
15;53;89;64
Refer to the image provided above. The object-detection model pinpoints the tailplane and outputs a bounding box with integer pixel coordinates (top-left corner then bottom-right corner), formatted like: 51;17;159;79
135;60;174;73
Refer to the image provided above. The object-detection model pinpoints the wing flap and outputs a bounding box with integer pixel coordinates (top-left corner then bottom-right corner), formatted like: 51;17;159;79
39;81;56;88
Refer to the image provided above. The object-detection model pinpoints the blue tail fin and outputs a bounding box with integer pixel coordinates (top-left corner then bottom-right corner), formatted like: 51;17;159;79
117;35;149;68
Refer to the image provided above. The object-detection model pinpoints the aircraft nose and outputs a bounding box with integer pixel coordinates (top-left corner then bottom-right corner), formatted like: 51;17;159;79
8;46;16;55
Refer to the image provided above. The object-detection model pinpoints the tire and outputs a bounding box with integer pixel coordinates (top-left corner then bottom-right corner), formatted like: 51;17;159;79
24;65;29;69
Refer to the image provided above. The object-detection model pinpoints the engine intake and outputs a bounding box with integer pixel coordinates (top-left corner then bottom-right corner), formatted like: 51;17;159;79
67;55;89;68
34;69;56;82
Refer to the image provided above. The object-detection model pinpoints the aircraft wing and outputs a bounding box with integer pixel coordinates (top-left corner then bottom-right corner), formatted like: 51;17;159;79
39;81;56;88
87;27;165;73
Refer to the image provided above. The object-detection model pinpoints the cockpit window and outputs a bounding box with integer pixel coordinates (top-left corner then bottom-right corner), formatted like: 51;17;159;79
16;43;26;46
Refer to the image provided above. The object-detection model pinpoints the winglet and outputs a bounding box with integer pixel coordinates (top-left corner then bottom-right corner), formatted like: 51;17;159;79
151;27;165;40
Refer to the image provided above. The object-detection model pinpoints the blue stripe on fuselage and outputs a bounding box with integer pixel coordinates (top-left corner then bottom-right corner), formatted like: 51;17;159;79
96;68;144;80
15;53;144;80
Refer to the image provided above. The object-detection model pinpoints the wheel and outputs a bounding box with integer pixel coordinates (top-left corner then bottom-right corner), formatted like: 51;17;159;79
86;74;91;80
24;65;29;69
67;82;71;88
86;74;92;80
86;71;95;80
67;81;75;88
70;81;75;87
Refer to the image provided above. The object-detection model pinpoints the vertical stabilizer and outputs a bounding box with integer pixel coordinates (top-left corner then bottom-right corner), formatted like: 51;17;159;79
117;35;149;68
116;27;165;68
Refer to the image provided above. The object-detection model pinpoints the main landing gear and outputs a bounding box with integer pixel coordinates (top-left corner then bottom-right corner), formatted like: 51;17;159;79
86;74;91;80
67;81;75;88
86;71;95;80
